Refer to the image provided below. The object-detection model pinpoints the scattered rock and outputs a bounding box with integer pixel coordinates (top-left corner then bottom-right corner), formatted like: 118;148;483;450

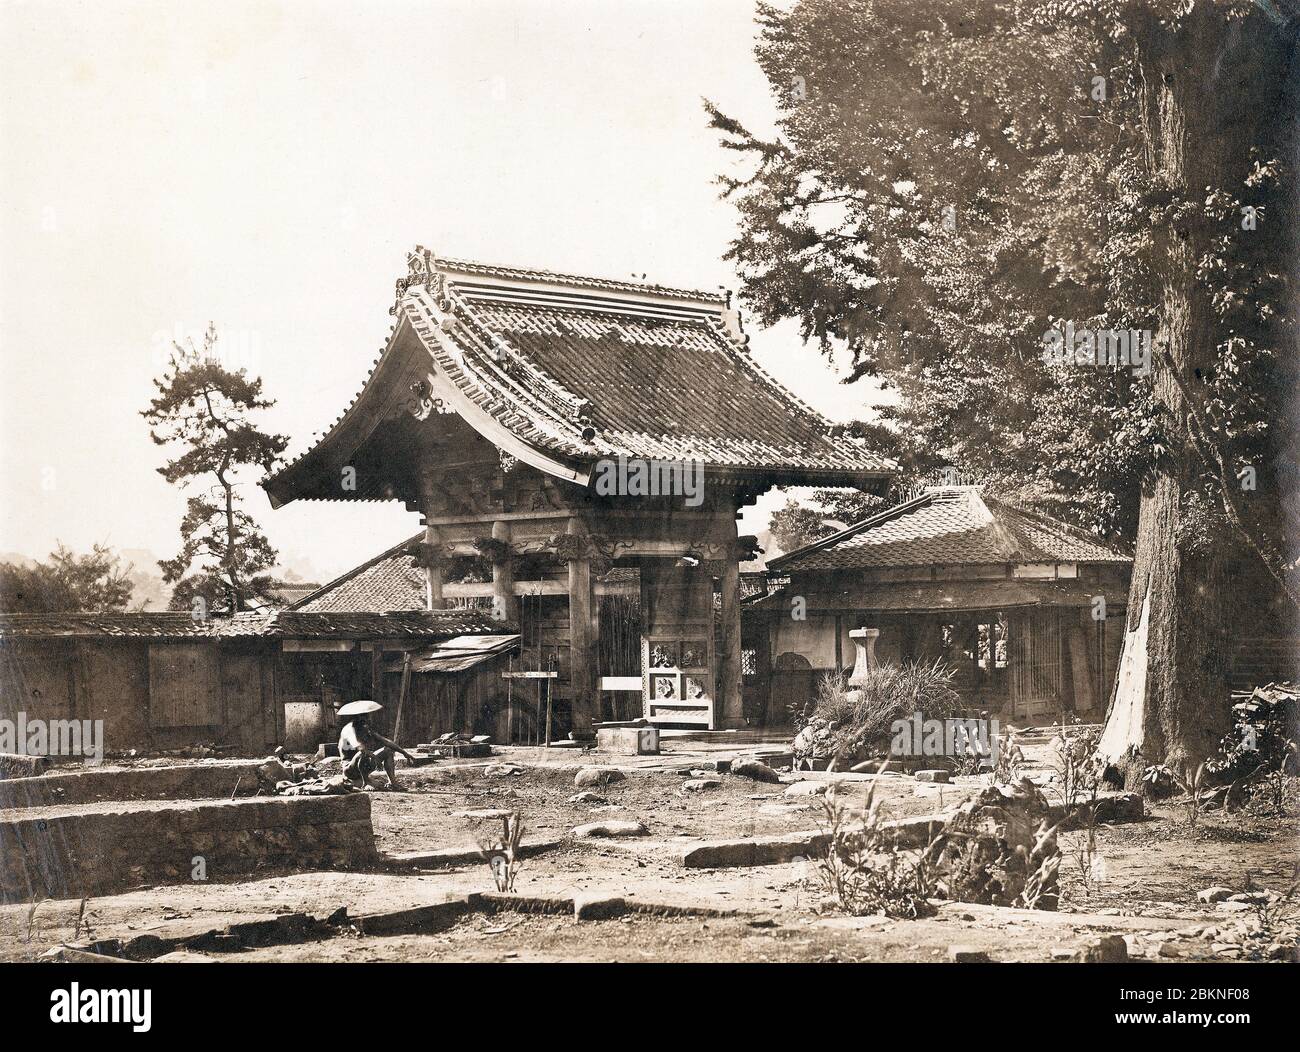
1226;891;1271;904
1197;886;1233;904
1157;942;1182;958
784;781;829;797
1093;792;1144;823
1216;901;1251;913
948;945;990;963
574;767;625;788
1074;935;1128;963
39;946;123;964
730;758;781;783
573;894;626;920
452;809;513;820
915;770;951;783
152;950;216;963
572;820;648;838
567;791;606;804
681;778;723;793
256;758;291;787
485;763;524;778
1050;947;1075;961
1122;935;1145;958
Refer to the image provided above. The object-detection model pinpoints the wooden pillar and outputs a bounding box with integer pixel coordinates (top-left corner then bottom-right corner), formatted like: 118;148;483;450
566;522;597;735
490;520;516;623
718;534;744;729
370;645;384;728
424;526;446;610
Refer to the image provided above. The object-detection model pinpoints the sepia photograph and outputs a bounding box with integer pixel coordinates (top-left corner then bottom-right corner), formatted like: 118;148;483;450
0;0;1296;1027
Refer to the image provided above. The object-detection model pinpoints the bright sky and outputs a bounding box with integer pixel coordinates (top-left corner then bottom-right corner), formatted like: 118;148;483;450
1;0;879;583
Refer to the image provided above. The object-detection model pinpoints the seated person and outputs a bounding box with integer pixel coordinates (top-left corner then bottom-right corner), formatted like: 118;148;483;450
338;711;415;790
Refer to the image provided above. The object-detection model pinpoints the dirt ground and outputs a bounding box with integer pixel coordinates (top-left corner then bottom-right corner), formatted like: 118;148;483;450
2;746;1296;964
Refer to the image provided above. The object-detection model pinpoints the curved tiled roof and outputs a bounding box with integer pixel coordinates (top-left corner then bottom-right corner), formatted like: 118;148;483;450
429;254;727;303
290;534;428;613
262;249;894;506
768;487;1131;573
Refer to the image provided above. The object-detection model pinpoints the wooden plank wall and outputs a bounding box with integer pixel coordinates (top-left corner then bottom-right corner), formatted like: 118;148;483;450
1;638;280;754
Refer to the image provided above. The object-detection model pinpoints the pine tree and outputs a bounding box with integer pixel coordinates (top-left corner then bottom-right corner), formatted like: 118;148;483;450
142;325;289;615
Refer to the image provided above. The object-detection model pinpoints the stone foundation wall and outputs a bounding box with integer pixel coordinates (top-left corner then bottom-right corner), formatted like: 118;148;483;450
0;760;264;809
0;793;376;903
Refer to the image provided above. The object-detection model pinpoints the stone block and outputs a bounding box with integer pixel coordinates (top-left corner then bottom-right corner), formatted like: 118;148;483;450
596;726;659;756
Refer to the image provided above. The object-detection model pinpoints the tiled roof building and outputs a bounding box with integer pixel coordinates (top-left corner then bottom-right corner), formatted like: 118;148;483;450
258;250;897;733
769;487;1130;573
263;249;892;507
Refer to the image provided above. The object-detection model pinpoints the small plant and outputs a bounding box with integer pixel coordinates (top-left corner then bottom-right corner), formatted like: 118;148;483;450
809;784;933;919
478;811;525;893
921;805;1064;911
988;727;1025;785
72;897;91;942
1141;763;1177;798
1049;723;1106;896
23;897;44;943
1016;821;1066;910
1245;865;1300;936
1172;761;1209;828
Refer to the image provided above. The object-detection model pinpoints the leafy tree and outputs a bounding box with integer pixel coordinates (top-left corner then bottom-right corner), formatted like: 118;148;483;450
142;325;288;615
713;0;1298;779
0;544;134;613
769;498;838;552
769;489;889;553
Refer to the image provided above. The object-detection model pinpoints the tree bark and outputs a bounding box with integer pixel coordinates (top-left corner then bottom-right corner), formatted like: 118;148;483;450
1099;7;1291;783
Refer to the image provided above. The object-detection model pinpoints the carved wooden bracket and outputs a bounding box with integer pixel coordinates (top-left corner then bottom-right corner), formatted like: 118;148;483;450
407;541;444;568
549;532;589;562
473;536;512;563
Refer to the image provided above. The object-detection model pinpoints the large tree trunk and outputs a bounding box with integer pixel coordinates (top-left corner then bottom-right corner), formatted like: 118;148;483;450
1098;6;1291;783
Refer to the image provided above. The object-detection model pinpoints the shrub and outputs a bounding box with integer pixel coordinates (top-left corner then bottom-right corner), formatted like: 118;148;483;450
1207;684;1299;814
794;659;962;768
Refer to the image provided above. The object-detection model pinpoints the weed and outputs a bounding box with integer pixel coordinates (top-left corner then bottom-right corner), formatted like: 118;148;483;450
23;897;44;943
1049;722;1106;897
809;783;933;919
1152;761;1209;828
478;811;525;893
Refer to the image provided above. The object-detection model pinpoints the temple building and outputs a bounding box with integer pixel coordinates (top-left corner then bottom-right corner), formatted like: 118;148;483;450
262;248;893;735
747;486;1133;722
